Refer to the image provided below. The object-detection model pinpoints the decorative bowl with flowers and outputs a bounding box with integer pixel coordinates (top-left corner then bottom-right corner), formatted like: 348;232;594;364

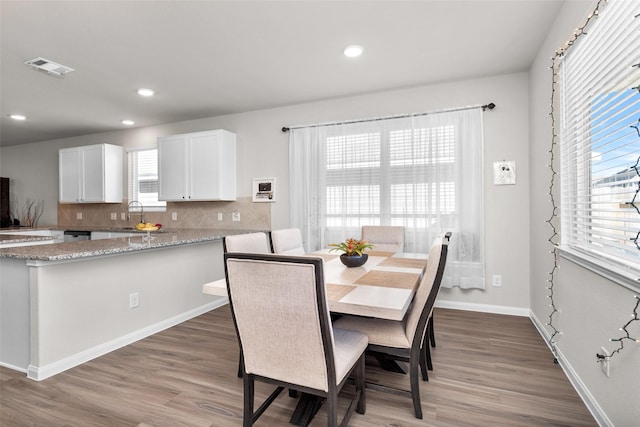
329;238;375;267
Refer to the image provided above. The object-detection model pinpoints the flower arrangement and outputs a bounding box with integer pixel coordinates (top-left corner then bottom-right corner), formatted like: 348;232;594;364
328;238;374;256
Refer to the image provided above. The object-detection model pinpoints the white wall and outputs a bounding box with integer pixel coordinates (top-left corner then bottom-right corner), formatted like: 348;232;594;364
529;1;640;425
1;72;532;314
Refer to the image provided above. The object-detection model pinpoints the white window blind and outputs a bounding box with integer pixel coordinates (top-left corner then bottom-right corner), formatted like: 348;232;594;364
290;108;485;289
128;149;166;210
559;0;640;273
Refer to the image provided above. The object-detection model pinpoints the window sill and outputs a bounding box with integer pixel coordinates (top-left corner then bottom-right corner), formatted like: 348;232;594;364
558;246;640;293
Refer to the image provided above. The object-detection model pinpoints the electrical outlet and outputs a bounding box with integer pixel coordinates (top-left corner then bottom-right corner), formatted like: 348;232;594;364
218;212;223;221
232;211;240;222
492;274;502;287
129;292;139;309
599;346;611;377
111;212;117;220
172;212;177;221
121;212;126;220
76;212;83;220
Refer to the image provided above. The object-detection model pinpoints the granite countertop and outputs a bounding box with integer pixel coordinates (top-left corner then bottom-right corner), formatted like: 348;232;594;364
0;229;254;261
0;234;54;244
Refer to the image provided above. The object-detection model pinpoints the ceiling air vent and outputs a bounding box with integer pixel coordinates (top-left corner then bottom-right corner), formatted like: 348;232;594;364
24;57;75;78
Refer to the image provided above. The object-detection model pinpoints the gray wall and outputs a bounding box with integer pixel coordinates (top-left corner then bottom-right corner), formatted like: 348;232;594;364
530;1;639;425
1;72;532;315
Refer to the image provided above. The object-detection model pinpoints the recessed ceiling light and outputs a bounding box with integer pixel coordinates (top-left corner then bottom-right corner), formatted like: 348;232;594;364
122;120;135;126
137;88;155;97
10;114;26;121
343;45;363;58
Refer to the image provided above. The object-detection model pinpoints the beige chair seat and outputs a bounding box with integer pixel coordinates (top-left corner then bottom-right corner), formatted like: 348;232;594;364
333;328;369;383
334;317;410;349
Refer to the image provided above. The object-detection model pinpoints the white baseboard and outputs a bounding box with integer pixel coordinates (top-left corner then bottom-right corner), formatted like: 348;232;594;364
434;300;529;317
27;298;228;381
529;311;612;427
0;361;27;374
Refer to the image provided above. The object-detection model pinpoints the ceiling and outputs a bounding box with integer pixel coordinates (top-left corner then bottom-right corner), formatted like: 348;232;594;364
0;0;565;147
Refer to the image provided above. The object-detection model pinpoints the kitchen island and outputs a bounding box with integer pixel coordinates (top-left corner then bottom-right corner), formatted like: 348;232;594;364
0;229;244;380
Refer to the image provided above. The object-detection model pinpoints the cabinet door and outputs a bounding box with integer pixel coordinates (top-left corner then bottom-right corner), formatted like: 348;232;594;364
158;135;188;201
59;149;82;202
80;145;105;202
189;131;221;200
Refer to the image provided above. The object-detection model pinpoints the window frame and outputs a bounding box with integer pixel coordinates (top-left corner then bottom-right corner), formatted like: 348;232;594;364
557;0;640;292
127;147;166;212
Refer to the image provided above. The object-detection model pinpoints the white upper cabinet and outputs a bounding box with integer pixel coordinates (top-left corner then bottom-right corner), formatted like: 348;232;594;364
158;129;236;201
59;144;123;203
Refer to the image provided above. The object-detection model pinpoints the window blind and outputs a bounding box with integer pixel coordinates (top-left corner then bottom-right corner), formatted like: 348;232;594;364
127;149;166;210
290;108;485;289
559;0;640;271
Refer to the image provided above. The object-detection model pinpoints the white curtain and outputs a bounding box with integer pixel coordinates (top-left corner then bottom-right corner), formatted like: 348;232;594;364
290;108;485;289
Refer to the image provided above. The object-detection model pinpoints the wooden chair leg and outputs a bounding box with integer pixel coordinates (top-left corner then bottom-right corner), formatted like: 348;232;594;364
428;316;436;348
327;390;338;427
243;373;254;427
426;341;433;372
355;354;366;414
419;341;429;381
409;356;423;419
237;349;244;378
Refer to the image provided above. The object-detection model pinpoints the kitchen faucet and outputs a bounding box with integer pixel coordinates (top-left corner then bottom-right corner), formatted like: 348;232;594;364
127;201;145;224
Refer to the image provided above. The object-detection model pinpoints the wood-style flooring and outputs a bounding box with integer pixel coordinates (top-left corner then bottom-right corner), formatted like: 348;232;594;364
1;306;597;426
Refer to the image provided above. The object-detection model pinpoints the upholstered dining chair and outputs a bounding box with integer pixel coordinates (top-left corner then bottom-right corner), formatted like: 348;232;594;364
270;227;305;255
361;226;405;252
332;233;450;419
223;231;271;254
224;253;368;427
223;231;272;377
421;232;452;379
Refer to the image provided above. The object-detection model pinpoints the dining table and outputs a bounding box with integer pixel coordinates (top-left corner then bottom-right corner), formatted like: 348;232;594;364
202;249;428;321
202;249;428;426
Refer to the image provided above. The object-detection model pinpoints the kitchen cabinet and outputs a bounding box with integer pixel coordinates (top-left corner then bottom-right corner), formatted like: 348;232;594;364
158;130;236;201
59;144;123;203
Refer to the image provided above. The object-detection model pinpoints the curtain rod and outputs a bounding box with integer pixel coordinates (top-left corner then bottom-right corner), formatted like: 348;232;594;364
281;102;495;133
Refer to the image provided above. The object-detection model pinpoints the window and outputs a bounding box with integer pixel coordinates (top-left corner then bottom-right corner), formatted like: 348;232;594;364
290;108;485;289
128;149;166;211
559;0;640;281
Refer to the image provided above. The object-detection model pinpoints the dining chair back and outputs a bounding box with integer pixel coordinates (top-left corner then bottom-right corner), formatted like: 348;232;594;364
223;231;272;378
423;232;452;379
223;232;271;254
224;253;368;426
332;232;450;419
361;226;405;252
270;228;305;255
404;232;450;347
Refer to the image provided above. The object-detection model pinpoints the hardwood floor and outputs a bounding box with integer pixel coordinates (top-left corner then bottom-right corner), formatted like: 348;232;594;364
1;306;597;427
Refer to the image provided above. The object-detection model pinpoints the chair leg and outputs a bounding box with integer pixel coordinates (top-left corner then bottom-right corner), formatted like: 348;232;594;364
355;354;366;414
428;316;436;348
243;373;254;427
419;340;429;381
237;352;244;378
327;389;338;427
409;355;423;419
426;341;433;372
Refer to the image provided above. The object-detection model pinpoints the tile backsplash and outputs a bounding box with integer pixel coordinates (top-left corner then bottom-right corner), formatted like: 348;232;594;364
58;197;271;230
